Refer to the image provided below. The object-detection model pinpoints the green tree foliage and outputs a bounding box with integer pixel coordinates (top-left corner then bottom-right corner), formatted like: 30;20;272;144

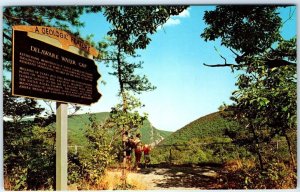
201;5;296;171
102;6;188;54
151;112;245;165
66;112;170;148
3;79;55;190
201;6;281;56
3;85;56;189
3;6;88;71
3;6;93;190
101;5;188;105
101;6;188;99
67;97;148;187
104;93;149;163
3;6;188;189
100;6;188;179
108;93;148;133
68;114;114;187
159;112;238;145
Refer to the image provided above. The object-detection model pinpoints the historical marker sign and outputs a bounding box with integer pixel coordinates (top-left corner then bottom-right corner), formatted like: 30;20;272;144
12;27;101;105
12;26;102;190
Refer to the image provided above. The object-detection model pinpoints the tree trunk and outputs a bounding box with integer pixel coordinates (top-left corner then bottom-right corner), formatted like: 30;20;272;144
121;127;127;185
256;143;264;170
117;43;128;184
248;124;264;170
284;132;295;168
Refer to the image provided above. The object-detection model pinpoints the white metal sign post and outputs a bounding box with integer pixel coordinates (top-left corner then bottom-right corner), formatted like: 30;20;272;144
56;102;68;190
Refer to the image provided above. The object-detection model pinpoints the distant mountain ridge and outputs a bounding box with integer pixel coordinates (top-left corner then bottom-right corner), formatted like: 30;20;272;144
156;112;236;146
68;112;172;147
150;111;238;164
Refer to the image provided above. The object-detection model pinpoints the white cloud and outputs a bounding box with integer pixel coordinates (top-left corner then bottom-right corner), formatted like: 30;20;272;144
164;18;181;26
177;8;190;18
157;8;190;30
157;18;180;30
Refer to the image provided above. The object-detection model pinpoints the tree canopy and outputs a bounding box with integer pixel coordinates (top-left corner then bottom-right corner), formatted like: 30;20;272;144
3;5;188;190
201;5;297;169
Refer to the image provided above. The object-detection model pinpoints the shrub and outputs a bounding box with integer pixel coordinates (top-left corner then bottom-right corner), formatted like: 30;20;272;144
222;160;297;189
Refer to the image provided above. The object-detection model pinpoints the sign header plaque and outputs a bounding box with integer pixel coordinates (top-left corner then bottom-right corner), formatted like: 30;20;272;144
13;25;99;57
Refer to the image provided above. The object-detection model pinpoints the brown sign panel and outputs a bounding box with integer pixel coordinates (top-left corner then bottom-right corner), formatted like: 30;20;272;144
12;30;101;105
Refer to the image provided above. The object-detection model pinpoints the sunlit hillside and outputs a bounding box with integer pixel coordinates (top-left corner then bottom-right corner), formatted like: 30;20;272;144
68;112;172;147
157;112;237;146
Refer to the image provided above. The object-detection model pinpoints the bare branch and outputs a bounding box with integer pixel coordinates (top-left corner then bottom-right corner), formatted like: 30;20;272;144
282;7;296;26
203;63;240;68
214;46;227;64
229;48;241;57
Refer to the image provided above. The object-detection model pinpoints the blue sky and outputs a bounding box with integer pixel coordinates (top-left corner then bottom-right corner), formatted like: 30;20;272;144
1;5;296;131
76;6;297;132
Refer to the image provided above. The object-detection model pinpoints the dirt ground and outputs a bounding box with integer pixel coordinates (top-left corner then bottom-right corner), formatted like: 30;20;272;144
125;165;224;190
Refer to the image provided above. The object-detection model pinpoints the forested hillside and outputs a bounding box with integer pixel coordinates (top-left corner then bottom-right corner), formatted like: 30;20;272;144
157;112;237;145
151;112;239;164
68;112;172;147
151;111;295;172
